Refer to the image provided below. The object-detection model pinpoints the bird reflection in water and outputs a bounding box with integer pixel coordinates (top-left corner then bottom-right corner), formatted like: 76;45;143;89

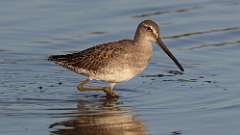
49;98;146;135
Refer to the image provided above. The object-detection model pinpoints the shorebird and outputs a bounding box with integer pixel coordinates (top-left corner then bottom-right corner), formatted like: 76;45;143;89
48;20;184;98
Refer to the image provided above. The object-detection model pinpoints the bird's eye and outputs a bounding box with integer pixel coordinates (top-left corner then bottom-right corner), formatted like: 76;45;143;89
145;27;152;32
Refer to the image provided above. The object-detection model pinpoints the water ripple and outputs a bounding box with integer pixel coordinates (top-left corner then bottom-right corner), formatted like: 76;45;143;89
132;6;202;18
185;40;240;50
163;27;240;40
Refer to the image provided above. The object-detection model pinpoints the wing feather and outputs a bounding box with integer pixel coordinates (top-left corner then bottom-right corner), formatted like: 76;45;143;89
48;40;132;74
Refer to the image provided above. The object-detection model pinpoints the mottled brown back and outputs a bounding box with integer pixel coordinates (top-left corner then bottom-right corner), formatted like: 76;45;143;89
48;40;132;73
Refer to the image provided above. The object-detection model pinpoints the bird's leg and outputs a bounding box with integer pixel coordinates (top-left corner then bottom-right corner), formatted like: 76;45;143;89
103;83;119;98
77;79;89;91
77;80;119;98
77;79;104;92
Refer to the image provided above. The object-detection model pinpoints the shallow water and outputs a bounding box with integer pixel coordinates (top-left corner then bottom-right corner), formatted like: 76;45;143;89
1;0;240;134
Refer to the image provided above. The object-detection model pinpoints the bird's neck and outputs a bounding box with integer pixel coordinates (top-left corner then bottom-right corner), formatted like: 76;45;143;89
133;39;153;58
134;30;153;47
134;36;153;49
133;29;153;54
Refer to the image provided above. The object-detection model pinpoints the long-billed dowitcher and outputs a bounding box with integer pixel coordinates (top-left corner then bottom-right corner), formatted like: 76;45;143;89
48;20;184;98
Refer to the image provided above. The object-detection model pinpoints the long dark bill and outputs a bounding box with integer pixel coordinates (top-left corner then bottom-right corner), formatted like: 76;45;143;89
157;38;184;72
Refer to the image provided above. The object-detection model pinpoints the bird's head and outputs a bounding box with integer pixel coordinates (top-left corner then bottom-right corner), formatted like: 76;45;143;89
135;20;184;72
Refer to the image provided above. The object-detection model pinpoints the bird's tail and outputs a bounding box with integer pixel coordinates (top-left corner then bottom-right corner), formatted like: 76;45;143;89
48;55;68;62
48;54;78;72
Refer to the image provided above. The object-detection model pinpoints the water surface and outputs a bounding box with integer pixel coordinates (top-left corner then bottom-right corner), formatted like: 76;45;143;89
1;0;240;135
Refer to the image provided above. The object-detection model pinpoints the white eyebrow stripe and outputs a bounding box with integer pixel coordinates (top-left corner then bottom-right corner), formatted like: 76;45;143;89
142;24;159;38
143;24;152;29
143;24;154;32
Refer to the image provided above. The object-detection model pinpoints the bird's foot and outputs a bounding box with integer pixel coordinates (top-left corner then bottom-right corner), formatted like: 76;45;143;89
103;87;119;98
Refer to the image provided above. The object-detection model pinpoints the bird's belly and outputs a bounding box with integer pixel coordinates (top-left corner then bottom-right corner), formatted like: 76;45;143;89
90;68;135;83
90;62;148;83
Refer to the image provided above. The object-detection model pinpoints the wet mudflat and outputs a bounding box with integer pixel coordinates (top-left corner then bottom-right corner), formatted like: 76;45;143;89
1;0;240;135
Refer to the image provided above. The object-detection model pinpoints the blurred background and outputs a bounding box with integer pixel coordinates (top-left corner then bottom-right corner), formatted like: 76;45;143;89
1;0;240;135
